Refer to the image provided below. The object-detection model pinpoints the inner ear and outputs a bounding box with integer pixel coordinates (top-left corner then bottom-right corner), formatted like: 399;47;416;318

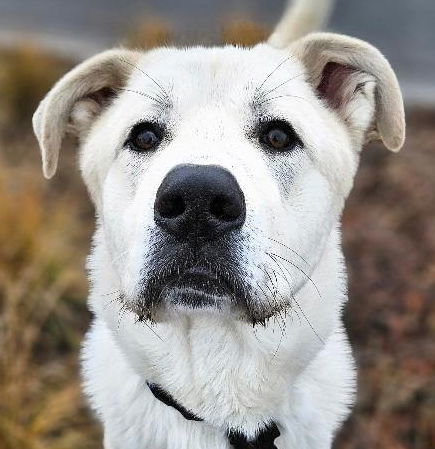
69;87;118;136
316;61;372;113
87;87;118;107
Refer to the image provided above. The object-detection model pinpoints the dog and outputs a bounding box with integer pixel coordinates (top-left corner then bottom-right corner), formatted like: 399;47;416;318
33;0;405;447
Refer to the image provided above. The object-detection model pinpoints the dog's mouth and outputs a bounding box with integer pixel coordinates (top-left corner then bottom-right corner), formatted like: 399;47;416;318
124;235;290;324
158;267;235;307
132;252;250;321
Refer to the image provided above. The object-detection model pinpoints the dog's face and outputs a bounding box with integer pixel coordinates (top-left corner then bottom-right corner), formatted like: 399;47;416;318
84;45;351;324
33;35;405;326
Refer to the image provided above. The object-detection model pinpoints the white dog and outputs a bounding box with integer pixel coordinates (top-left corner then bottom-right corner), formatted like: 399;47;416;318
33;0;405;447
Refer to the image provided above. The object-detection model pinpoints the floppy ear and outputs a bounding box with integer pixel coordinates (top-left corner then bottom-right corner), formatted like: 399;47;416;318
33;48;140;178
289;32;405;151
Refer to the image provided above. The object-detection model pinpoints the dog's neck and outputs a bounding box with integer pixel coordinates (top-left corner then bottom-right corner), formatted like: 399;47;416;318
147;382;280;448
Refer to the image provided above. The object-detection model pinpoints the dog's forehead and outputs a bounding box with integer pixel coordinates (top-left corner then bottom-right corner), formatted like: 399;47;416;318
127;44;306;106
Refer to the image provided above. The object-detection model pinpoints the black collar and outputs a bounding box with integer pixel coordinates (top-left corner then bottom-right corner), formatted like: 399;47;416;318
147;382;203;421
147;382;280;448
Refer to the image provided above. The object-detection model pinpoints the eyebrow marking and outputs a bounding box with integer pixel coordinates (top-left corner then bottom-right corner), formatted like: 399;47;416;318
251;53;307;111
118;87;169;109
261;72;306;99
257;93;313;107
118;56;172;108
252;73;307;111
253;54;296;101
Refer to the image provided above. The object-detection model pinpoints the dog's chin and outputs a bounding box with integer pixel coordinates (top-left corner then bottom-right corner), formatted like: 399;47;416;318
133;267;242;321
141;291;238;323
164;287;234;313
166;269;235;305
130;266;290;325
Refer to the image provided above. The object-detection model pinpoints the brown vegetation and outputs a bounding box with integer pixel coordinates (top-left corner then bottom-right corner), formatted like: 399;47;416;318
220;19;268;46
125;18;174;49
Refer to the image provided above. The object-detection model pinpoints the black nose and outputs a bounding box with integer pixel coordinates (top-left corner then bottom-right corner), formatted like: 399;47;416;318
154;164;246;242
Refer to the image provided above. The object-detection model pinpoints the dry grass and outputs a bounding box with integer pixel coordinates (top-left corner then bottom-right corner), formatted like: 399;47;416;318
0;47;71;135
0;25;434;449
125;18;173;49
220;19;268;46
0;46;97;449
125;17;268;49
0;155;98;449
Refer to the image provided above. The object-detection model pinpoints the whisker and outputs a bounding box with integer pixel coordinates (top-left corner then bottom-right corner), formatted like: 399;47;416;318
103;288;165;342
118;57;171;105
270;266;279;291
267;252;322;301
267;237;309;266
257;94;315;107
257;265;288;334
271;322;286;359
261;72;305;98
262;266;279;299
254;53;296;99
265;255;319;341
137;316;165;342
291;295;324;344
118;87;166;107
255;280;285;336
266;258;302;327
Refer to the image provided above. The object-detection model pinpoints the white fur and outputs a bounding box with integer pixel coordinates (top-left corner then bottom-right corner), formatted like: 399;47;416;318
33;5;405;447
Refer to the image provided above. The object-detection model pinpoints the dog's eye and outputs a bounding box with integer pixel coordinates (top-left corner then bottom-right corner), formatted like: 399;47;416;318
260;120;301;152
128;123;162;152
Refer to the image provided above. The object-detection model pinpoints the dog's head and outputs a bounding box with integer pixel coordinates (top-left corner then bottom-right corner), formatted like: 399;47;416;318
33;33;404;325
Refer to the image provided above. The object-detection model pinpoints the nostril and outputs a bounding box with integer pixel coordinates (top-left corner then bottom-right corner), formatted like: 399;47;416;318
157;193;186;219
210;195;242;222
154;165;246;239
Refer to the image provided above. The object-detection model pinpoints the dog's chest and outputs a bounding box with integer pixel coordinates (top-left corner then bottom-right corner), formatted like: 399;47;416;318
142;318;289;430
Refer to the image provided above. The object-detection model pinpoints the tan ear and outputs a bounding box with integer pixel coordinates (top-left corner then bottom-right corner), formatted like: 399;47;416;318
33;48;140;178
290;32;405;151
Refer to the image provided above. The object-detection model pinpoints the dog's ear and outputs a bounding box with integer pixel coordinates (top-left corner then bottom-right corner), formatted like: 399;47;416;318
289;32;405;151
33;49;140;178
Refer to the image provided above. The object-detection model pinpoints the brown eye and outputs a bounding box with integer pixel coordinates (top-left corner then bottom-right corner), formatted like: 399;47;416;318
128;123;162;152
260;120;301;152
266;128;290;149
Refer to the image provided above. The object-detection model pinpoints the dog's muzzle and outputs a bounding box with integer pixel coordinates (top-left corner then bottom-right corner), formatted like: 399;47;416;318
127;163;281;323
154;164;246;243
132;164;250;317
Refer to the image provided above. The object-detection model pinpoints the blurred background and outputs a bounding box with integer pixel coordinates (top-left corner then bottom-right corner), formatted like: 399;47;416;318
0;1;434;448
